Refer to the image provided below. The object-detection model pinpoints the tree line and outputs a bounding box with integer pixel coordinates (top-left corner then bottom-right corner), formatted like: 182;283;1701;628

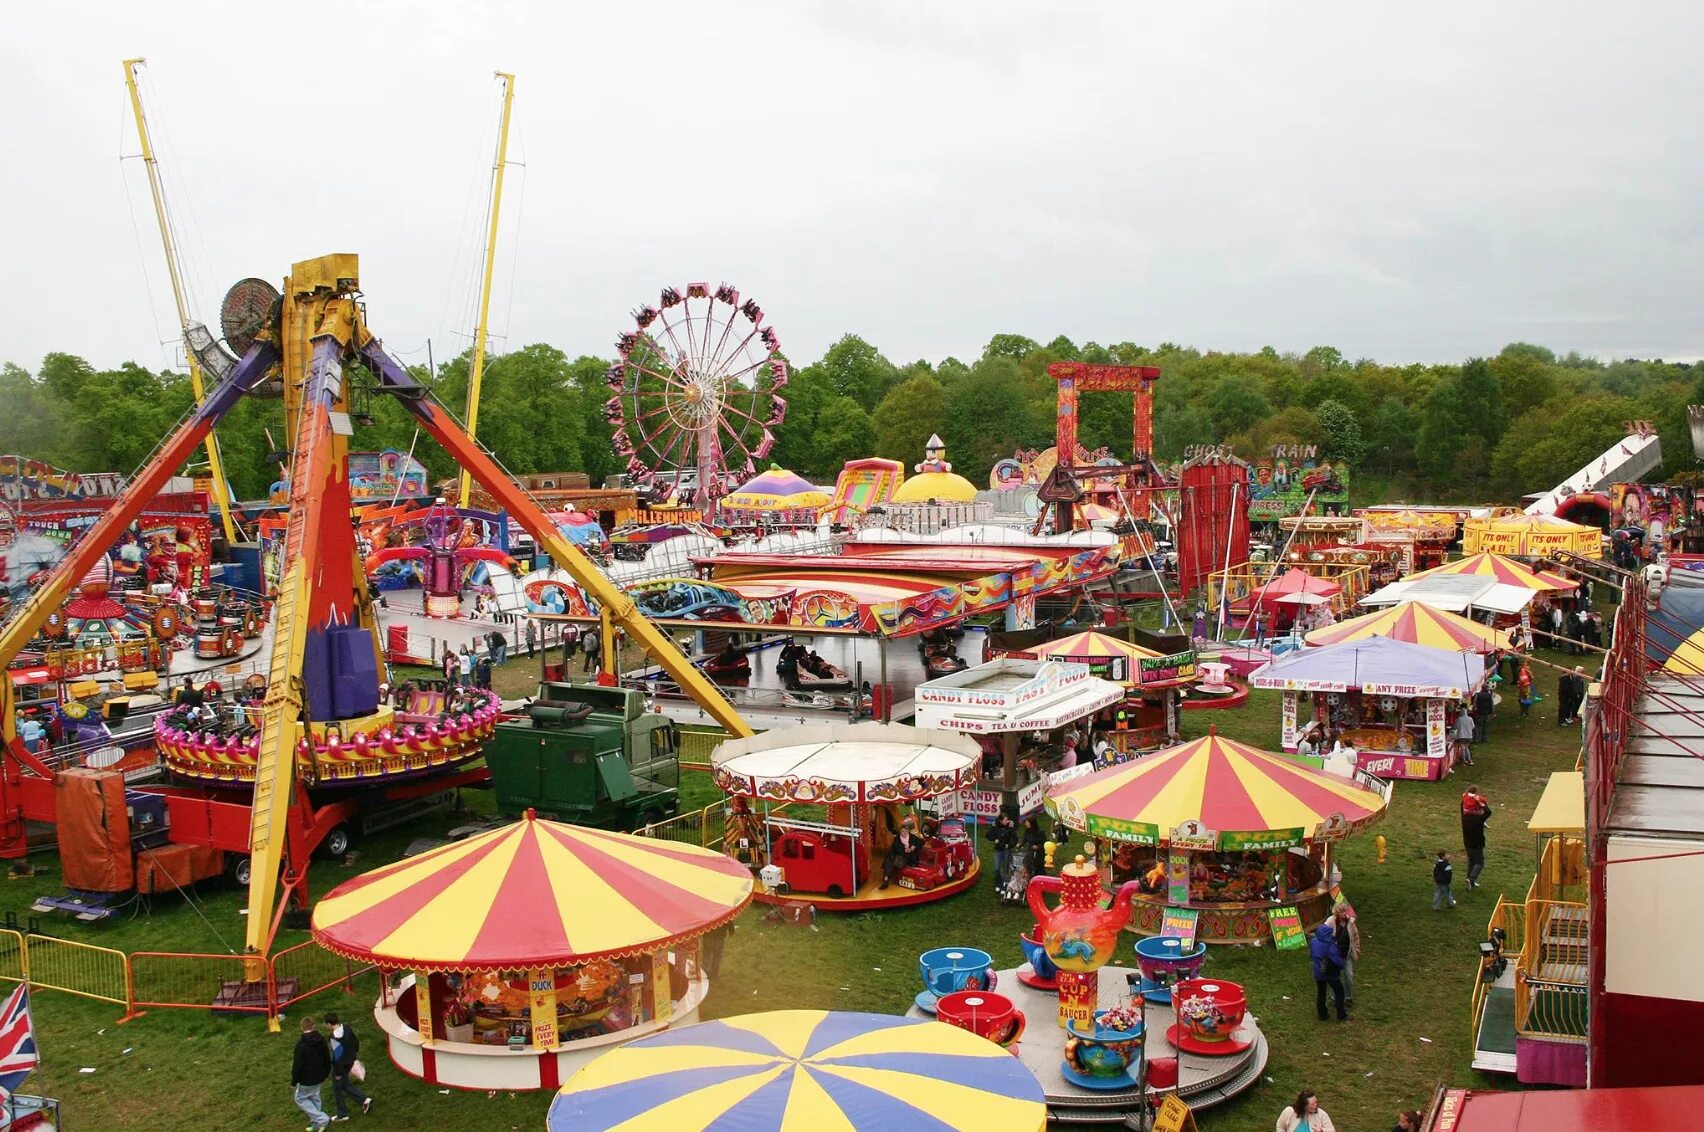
3;335;1699;506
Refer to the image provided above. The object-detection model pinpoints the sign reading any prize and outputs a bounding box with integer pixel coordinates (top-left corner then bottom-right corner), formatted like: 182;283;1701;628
1168;819;1218;851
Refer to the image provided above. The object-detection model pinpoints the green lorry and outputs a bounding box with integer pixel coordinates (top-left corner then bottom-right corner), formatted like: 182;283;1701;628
483;682;680;830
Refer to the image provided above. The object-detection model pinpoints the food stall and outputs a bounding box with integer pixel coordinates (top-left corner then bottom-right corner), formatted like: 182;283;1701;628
310;811;752;1090
1044;730;1389;943
710;722;984;910
1001;630;1198;751
913;657;1125;810
1251;636;1488;781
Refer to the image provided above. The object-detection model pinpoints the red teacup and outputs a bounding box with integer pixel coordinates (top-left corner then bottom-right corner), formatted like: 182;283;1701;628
935;990;1026;1050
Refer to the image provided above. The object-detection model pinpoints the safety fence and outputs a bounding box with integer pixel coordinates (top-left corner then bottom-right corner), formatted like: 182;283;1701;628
677;726;729;771
0;930;368;1023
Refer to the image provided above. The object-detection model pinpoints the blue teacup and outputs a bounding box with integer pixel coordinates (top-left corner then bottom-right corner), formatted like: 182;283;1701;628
917;947;996;1013
1019;931;1059;984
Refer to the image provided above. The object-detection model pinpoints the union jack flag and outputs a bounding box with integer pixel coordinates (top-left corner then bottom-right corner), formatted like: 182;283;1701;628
0;984;38;1097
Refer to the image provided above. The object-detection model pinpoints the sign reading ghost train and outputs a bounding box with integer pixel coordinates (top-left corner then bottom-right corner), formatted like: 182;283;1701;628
1247;445;1350;520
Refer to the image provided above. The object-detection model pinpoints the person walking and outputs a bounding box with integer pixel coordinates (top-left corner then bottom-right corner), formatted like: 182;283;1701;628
581;626;601;674
1461;786;1492;889
1433;849;1457;910
989;811;1018;887
1276;1089;1337;1132
1563;665;1588;725
1453;706;1476;766
1516;662;1534;718
1472;684;1494;743
1556;668;1578;726
1332;905;1361;1006
291;1014;334;1130
1252;607;1269;648
323;1011;372;1120
1309;923;1348;1022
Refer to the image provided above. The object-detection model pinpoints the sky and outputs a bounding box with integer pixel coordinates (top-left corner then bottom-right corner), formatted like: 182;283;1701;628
2;1;1700;378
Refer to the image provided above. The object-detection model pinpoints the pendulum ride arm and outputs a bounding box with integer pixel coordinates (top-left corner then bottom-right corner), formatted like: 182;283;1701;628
354;337;754;739
242;307;353;974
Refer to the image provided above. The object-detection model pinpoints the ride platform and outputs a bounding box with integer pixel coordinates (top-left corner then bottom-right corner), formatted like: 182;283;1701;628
754;857;980;913
907;964;1267;1123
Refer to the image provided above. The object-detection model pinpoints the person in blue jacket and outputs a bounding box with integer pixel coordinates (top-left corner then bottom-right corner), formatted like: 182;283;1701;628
1309;921;1348;1021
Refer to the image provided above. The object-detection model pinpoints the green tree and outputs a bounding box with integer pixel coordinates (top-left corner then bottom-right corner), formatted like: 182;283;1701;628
1299;372;1371;418
1489;350;1559;421
1366;396;1418;474
1153;403;1214;461
982;334;1041;361
944;358;1039;474
871;375;947;464
817;334;899;413
809;396;876;475
1203;374;1271;438
1314;400;1366;467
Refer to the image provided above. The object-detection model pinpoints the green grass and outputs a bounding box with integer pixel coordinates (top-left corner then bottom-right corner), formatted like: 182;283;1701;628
13;641;1588;1130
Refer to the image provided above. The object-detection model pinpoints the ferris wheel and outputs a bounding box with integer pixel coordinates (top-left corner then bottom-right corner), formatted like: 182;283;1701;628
604;282;788;511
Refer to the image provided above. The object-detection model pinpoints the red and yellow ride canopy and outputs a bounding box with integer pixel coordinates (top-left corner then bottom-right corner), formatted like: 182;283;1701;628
311;812;753;971
1409;552;1576;592
1045;732;1388;848
1304;600;1511;654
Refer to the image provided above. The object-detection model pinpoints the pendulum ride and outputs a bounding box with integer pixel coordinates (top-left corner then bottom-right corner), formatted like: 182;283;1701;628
0;254;753;988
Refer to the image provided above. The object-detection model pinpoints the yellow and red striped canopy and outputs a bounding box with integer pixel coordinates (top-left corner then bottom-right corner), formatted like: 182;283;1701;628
1304;600;1510;654
1045;732;1387;845
311;813;753;971
1409;552;1576;592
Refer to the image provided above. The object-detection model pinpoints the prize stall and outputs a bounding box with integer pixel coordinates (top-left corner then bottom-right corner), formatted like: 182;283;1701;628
1461;512;1600;558
1251;636;1487;781
310;811;753;1090
1304;600;1511;655
1044;730;1390;943
1003;630;1198;752
913;657;1125;810
711;722;984;910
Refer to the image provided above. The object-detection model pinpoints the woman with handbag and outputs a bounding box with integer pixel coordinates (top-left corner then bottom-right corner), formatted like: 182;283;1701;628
323;1011;373;1119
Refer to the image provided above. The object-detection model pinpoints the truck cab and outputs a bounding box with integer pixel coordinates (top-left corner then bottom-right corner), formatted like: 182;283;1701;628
484;681;680;830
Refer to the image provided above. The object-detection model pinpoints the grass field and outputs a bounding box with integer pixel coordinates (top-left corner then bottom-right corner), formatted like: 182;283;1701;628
10;641;1588;1130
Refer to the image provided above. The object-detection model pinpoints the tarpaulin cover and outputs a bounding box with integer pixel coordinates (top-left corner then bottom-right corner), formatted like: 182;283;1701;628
1251;635;1486;697
547;1010;1047;1132
135;843;224;894
54;768;131;893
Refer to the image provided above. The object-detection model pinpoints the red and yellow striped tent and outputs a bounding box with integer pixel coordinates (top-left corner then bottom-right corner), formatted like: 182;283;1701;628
311;812;753;971
1304;600;1511;654
1408;552;1576;592
1032;630;1161;682
1045;732;1388;846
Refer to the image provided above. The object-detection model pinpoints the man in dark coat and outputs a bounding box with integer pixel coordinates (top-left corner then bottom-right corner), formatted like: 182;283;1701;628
1472;686;1495;743
1461;786;1492;889
324;1010;372;1119
291;1015;333;1129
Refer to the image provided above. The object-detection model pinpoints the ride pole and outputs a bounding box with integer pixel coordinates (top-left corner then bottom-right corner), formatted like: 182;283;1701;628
457;71;516;508
122;59;240;544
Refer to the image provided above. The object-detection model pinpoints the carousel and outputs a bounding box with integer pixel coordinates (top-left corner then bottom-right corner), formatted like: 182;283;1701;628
310;810;753;1090
1014;630;1200;751
1044;730;1390;943
711;722;983;911
548;1010;1048;1131
1252;635;1488;781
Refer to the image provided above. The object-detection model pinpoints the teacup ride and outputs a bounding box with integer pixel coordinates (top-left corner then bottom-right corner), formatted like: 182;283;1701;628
935;989;1026;1053
1017;928;1059;991
1133;935;1208;1004
1061;1009;1145;1091
916;946;996;1015
1166;977;1252;1056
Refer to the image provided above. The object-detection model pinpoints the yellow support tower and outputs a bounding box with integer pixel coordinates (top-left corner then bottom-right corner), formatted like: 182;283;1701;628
457;71;516;508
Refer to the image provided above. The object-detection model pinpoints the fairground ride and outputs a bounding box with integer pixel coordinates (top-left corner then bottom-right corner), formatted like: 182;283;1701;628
0;254;753;987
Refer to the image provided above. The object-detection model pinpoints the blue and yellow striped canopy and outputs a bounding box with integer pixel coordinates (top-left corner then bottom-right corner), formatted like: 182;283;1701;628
547;1009;1046;1131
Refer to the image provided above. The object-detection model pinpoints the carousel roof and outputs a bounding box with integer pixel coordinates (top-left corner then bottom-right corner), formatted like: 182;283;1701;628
310;812;752;971
1035;630;1162;664
711;722;981;804
1251;635;1487;697
1409;552;1577;592
1255;569;1343;603
547;1010;1047;1132
1303;600;1511;654
1045;731;1389;845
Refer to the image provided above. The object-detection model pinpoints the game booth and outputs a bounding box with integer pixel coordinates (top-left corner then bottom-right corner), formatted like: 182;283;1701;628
1000;630;1200;752
1044;731;1389;943
310;811;753;1090
710;722;984;910
913;657;1126;808
1252;636;1488;781
1303;600;1511;657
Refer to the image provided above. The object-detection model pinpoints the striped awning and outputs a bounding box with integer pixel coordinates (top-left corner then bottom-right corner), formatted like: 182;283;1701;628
1304;600;1510;654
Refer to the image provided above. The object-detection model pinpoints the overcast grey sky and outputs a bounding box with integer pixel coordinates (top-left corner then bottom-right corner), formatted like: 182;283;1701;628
3;1;1699;376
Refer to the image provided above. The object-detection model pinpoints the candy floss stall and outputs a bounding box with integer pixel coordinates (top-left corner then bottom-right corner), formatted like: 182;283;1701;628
310;811;752;1090
1252;636;1487;782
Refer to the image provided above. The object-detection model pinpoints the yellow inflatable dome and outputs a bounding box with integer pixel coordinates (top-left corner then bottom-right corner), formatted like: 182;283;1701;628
891;470;977;504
